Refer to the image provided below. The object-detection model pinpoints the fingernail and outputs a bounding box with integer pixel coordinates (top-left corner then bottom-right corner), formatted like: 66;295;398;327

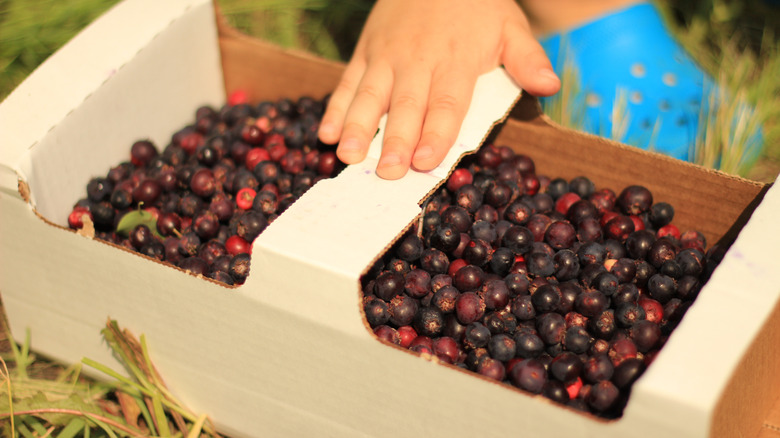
413;145;434;161
319;122;337;139
339;138;362;153
378;153;402;168
538;68;559;82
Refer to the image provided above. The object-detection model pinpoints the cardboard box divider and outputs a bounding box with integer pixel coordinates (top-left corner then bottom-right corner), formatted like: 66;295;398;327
1;0;779;437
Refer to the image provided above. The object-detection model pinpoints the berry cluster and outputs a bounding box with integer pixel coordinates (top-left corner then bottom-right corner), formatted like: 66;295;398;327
362;143;721;418
68;94;344;285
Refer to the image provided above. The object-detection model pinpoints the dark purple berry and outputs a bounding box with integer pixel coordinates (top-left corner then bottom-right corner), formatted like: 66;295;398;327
584;354;614;383
612;357;645;390
414;306;445;337
462;238;493;267
629;320;661;352
617;185;653;215
419;248;450;275
647;273;676;304
510;358;547;394
569;176;595;198
551;351;583;383
488;333;517;362
440;205;472;233
563;326;591;354
396;234;424;262
364;298;390;327
536;312;566;345
178;256;209;276
130;140;159;167
373;270;405;301
589;309;616;340
531;284;561;313
228;253;251;283
649;202;674;227
453;265;485;292
454;291;485;324
235;210;267;241
504;200;534;225
587;381;620;413
431;285;459;313
388;295;419;327
463;322;491;350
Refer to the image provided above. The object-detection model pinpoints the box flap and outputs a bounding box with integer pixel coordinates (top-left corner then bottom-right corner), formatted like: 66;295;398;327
250;68;521;336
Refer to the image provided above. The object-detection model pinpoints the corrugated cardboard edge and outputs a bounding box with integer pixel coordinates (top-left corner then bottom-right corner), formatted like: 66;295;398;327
500;93;769;248
712;297;780;438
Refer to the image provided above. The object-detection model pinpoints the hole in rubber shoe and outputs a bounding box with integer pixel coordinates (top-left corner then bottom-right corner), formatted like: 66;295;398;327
662;73;678;87
630;63;646;78
659;100;671;111
586;93;602;107
630;91;643;105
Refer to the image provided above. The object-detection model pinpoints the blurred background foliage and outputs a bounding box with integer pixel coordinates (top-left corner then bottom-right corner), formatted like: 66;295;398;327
0;0;777;179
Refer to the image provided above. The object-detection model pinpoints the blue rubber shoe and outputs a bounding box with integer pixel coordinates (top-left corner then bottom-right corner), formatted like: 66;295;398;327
538;2;720;161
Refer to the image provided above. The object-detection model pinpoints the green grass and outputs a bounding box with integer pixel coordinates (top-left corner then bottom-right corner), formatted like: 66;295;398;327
0;0;122;101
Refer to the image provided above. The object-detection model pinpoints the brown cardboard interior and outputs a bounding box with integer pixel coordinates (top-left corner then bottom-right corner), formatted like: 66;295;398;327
214;7;779;436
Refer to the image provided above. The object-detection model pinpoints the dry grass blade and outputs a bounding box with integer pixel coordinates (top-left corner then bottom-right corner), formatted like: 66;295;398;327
94;319;224;437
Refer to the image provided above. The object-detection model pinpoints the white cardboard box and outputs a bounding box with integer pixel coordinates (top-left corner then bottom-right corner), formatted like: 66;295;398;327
1;0;779;437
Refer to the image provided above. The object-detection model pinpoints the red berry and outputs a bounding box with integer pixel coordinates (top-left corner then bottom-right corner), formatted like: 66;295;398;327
629;215;645;231
521;173;540;195
599;210;620;227
179;131;203;155
555;192;581;215
638;296;664;323
225;235;251;256
397;325;418;348
245;147;271;171
236;187;256;210
447;258;467;277
143;206;160;221
657;224;680;240
241;124;265;145
68;206;92;229
317;151;339;177
267;141;287;162
566;377;583;399
255;115;273;133
680;230;707;252
227;89;249;106
446;168;473;192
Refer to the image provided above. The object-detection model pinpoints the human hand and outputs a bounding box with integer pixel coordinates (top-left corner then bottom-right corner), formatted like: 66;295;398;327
317;0;561;180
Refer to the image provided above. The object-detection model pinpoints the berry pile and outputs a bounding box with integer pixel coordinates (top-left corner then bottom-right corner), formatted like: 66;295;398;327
361;143;721;418
67;93;344;285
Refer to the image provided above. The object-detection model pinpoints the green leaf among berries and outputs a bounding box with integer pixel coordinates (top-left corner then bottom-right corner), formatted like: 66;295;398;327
116;209;162;239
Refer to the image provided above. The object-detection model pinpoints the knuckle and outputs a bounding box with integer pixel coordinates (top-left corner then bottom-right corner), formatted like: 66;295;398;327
381;134;412;152
428;93;461;113
392;93;423;111
355;84;386;103
341;121;372;139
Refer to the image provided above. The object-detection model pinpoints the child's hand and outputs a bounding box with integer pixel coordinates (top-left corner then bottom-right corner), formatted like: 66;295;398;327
317;0;561;180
